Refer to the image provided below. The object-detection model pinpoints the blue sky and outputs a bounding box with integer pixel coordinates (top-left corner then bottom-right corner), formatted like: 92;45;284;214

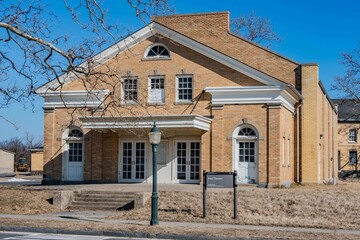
1;0;359;142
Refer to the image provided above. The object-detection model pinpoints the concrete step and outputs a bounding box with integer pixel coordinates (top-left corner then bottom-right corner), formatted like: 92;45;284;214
68;190;138;211
74;194;135;199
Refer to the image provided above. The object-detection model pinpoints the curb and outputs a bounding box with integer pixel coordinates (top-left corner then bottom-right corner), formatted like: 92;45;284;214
0;226;272;240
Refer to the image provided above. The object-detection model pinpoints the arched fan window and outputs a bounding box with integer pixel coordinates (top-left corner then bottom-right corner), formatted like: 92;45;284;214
145;44;170;58
238;127;256;136
68;129;84;138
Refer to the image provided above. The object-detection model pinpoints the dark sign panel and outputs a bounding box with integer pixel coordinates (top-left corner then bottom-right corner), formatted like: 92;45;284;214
206;172;233;188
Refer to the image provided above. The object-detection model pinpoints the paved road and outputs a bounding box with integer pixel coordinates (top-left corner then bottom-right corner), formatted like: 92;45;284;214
0;231;166;240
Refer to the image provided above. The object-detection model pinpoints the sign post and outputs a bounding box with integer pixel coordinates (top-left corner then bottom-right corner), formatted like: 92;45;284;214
203;171;238;219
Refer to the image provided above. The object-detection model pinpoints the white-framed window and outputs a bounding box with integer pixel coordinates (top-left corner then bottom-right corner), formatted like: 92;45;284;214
148;76;165;103
176;75;193;102
349;151;358;165
144;43;170;59
349;129;357;142
287;138;291;167
282;137;285;166
122;77;138;103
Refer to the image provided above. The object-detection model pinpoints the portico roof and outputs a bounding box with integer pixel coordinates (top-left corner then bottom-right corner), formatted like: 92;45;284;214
80;115;212;131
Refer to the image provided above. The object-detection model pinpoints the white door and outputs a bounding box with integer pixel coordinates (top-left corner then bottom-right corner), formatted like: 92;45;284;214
157;142;172;183
66;142;84;181
120;141;146;182
237;141;257;184
176;141;200;183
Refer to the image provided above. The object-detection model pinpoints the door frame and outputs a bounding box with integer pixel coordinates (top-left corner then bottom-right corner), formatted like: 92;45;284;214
234;138;258;184
174;140;201;184
232;125;259;184
61;129;84;182
118;139;147;183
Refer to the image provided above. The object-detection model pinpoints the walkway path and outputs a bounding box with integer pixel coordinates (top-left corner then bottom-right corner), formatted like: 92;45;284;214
0;211;358;237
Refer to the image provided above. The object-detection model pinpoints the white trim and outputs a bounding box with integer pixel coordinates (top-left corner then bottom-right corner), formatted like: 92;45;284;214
148;76;165;104
118;139;147;183
38;90;109;108
61;128;84;181
232;125;259;184
36;25;154;94
174;140;201;184
80;115;212;131
206;86;299;113
36;22;288;94
176;75;194;103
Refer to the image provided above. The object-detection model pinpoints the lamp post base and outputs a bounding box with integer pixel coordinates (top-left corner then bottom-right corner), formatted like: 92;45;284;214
150;192;159;225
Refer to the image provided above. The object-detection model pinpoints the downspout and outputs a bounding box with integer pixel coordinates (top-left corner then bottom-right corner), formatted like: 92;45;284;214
286;84;303;184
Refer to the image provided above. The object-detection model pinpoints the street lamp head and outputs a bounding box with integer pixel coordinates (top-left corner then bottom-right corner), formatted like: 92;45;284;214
149;121;161;145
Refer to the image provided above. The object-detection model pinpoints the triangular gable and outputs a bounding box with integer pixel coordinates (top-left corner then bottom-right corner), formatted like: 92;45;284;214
36;22;287;94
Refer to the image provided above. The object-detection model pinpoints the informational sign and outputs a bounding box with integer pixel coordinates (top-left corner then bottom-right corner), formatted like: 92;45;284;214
206;172;233;188
203;171;238;219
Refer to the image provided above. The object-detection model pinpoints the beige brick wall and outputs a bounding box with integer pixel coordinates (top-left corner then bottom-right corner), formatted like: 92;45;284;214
153;12;299;85
41;12;338;186
338;122;360;171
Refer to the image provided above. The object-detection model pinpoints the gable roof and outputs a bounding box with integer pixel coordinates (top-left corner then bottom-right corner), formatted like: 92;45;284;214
152;12;300;86
332;99;360;122
36;12;299;94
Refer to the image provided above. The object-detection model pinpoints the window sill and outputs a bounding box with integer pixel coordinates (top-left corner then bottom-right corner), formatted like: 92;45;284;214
174;101;193;105
147;102;165;106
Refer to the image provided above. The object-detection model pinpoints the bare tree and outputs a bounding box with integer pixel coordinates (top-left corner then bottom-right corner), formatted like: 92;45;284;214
0;137;28;163
230;12;281;48
333;43;360;101
0;0;173;124
1;1;280;133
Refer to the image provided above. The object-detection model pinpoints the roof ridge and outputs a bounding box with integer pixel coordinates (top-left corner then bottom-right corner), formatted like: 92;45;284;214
152;11;229;20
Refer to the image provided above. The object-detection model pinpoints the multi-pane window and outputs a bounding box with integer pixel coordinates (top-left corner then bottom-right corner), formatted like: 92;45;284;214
68;142;83;162
177;76;193;102
239;142;255;163
349;129;357;142
122;78;138;102
148;77;165;103
349;151;358;165
177;142;187;180
146;45;170;58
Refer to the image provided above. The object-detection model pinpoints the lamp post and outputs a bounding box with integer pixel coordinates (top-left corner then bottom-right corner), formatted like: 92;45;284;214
148;121;161;226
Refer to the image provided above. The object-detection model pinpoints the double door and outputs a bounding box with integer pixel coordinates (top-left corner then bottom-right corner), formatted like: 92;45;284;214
176;141;200;183
120;141;146;182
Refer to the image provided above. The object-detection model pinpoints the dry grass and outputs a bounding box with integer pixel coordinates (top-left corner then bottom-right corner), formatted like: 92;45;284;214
0;218;358;240
111;181;360;230
0;186;60;214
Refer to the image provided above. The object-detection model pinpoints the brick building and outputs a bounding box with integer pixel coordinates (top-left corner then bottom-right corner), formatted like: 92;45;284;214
333;99;360;174
36;12;338;186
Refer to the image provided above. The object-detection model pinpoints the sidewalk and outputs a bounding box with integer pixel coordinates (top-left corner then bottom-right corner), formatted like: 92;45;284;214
0;211;359;238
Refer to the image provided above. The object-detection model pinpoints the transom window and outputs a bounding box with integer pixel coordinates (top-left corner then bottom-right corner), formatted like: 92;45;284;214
68;129;83;138
122;78;138;102
148;76;165;103
238;128;256;136
177;75;193;102
349;129;357;142
145;44;170;58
